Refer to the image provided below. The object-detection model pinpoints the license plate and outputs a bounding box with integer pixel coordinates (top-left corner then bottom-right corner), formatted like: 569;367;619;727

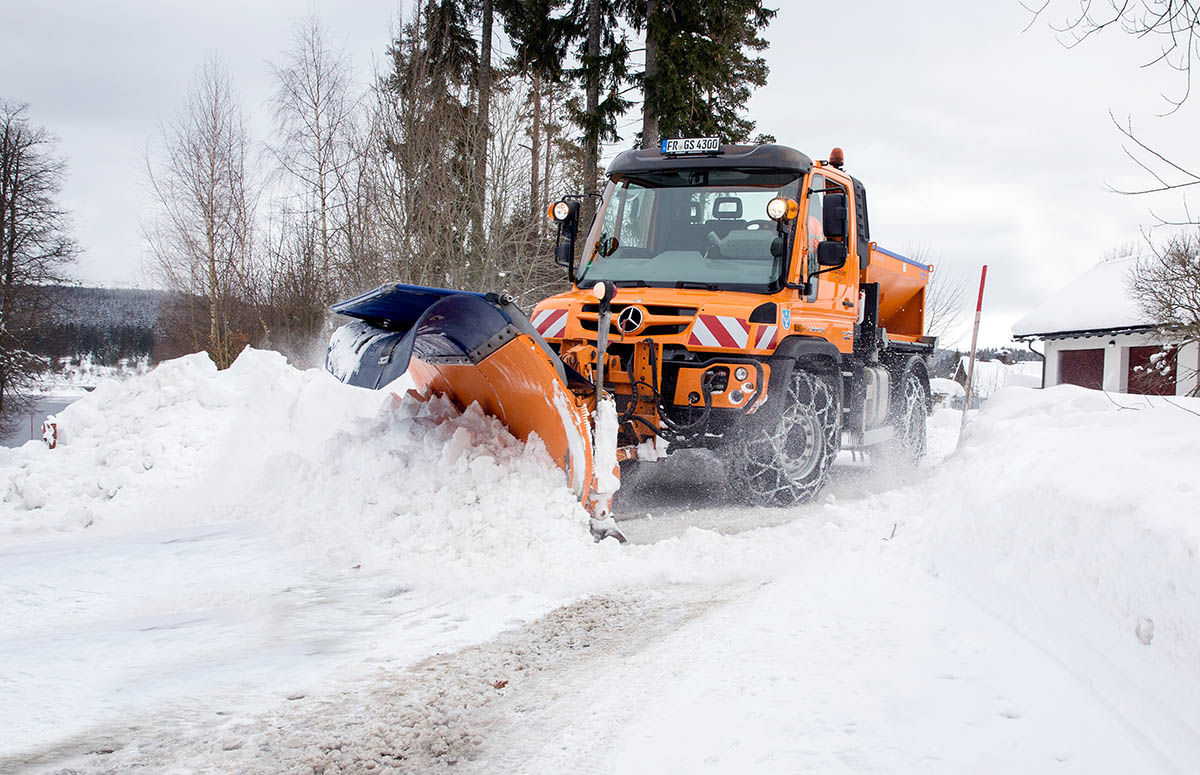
660;137;721;155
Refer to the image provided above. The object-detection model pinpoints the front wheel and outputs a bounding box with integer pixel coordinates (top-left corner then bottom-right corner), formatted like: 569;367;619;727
726;368;841;506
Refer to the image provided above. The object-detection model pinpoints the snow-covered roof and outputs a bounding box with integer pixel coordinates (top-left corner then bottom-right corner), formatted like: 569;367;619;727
929;377;966;398
1012;257;1154;338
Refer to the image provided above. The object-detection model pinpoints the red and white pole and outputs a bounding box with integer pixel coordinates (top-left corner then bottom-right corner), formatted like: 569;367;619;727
960;265;988;435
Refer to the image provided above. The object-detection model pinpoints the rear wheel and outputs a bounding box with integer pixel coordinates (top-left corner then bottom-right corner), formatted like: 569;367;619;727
873;368;928;469
727;368;841;505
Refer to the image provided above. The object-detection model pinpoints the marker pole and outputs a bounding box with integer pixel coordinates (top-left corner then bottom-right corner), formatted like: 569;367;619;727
960;265;988;436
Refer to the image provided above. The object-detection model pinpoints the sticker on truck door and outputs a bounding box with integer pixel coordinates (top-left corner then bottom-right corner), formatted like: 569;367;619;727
781;308;791;330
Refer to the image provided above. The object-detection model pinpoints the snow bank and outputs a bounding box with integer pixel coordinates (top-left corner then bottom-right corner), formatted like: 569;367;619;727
589;390;1200;773
905;386;1200;674
0;347;847;599
0;349;604;580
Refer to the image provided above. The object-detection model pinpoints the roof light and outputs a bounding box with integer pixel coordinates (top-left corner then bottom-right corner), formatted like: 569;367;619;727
829;147;845;169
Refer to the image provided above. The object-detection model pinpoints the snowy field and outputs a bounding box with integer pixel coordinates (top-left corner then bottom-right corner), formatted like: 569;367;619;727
2;349;1199;773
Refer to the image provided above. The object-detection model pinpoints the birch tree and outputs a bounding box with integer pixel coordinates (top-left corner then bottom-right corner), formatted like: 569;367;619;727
269;13;357;298
144;59;259;368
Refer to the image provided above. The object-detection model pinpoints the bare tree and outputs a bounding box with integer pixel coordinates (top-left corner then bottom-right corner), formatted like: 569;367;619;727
144;59;260;369
0;99;77;426
1128;231;1200;394
269;13;358;298
912;249;969;342
1028;3;1200;223
1106;112;1200;224
1025;1;1200;110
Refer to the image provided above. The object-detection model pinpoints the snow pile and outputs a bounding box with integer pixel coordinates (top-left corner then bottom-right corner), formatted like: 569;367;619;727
581;390;1200;773
906;386;1200;670
0;349;604;578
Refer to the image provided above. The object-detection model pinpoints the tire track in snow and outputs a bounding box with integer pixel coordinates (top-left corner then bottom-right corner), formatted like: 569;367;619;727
29;585;752;774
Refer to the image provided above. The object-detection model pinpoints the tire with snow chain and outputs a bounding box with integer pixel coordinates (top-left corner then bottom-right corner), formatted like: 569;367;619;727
873;367;928;470
726;367;841;506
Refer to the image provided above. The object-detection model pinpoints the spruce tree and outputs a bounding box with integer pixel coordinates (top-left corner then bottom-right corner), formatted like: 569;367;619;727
568;0;634;220
637;0;775;148
496;0;575;218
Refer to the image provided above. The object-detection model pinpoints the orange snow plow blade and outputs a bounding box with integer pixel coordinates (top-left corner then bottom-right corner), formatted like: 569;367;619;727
324;284;615;522
406;335;598;503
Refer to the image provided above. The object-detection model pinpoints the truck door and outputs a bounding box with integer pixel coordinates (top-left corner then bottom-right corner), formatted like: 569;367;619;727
802;173;858;349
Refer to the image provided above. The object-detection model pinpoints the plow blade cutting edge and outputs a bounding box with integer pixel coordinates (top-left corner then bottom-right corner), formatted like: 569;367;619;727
325;284;620;533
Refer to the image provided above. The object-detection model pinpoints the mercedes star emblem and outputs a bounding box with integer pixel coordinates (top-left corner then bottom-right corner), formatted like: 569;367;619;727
616;305;645;334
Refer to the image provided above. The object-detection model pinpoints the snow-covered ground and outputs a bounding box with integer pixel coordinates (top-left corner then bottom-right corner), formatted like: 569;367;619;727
2;350;1199;773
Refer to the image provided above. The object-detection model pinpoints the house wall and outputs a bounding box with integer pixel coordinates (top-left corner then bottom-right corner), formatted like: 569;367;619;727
1043;331;1182;393
1178;341;1199;396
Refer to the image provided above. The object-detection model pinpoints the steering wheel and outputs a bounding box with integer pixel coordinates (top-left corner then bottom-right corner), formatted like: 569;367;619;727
746;219;776;231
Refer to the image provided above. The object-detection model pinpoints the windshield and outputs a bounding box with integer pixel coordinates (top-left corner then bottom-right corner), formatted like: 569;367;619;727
577;168;802;292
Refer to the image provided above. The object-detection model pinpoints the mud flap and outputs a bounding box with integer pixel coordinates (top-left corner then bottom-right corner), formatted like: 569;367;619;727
326;284;612;516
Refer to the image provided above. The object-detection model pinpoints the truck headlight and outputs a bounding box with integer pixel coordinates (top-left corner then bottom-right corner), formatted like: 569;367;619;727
766;197;798;222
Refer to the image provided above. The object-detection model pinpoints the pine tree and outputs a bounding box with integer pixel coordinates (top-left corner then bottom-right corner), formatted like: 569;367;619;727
569;0;634;220
381;1;481;286
472;0;494;259
496;0;575;220
637;0;775;148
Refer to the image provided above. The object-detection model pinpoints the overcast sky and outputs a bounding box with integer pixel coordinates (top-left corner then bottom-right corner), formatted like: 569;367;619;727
5;0;1198;347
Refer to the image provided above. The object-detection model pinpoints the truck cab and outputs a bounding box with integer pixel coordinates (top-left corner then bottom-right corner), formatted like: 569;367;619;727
533;141;934;504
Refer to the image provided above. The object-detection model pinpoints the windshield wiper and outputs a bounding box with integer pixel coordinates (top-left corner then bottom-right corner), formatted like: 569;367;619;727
612;280;649;287
675;281;719;291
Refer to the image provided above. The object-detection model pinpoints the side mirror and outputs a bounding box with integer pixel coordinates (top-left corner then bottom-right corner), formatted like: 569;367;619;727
816;240;847;268
822;192;848;239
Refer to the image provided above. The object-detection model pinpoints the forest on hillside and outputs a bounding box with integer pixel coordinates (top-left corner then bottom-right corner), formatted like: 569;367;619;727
26;286;166;366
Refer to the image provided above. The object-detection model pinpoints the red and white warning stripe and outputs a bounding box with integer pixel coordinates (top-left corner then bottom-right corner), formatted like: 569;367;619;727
531;308;568;338
754;324;779;350
688;314;750;348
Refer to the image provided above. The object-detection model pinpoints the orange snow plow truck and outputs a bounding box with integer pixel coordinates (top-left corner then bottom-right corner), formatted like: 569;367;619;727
326;141;934;541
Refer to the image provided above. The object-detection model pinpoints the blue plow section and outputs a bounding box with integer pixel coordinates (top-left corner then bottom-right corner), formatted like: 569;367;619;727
326;284;520;389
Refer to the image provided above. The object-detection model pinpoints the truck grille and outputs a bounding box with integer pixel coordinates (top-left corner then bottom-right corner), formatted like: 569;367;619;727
578;303;697;337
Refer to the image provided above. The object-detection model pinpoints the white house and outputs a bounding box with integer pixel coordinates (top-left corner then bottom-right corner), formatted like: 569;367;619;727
1012;257;1200;396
